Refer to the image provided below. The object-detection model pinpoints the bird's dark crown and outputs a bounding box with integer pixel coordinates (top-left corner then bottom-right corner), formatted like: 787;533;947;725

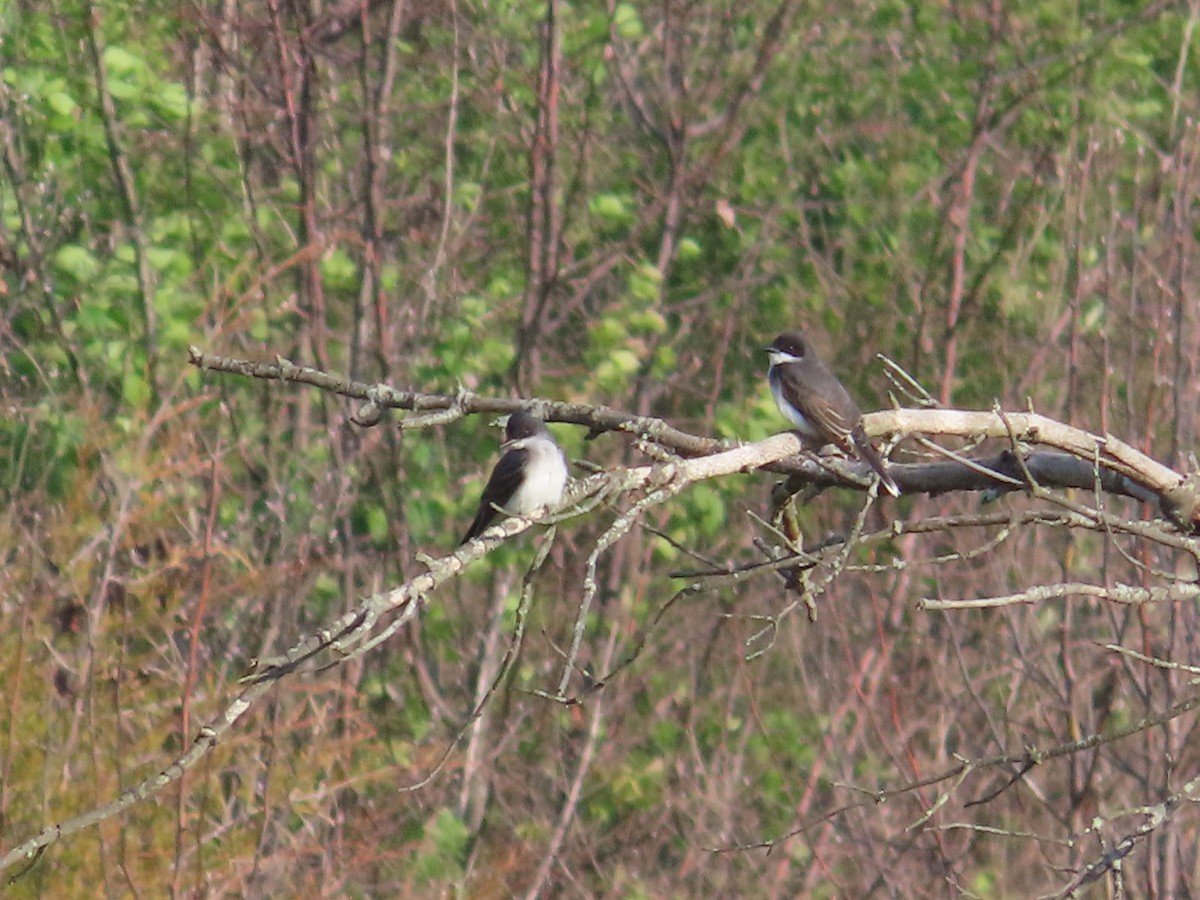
768;331;809;358
504;409;545;441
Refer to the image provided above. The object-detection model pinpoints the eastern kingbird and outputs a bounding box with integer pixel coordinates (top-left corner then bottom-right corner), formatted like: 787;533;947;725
461;410;569;544
765;331;900;497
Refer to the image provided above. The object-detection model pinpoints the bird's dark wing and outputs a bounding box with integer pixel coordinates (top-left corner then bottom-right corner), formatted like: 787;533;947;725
775;362;859;450
461;446;529;544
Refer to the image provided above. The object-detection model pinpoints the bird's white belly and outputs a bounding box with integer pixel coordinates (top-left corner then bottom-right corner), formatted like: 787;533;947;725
770;375;820;441
508;447;568;514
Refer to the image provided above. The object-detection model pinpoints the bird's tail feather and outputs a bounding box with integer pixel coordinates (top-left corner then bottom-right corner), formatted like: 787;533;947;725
852;428;901;497
460;508;496;545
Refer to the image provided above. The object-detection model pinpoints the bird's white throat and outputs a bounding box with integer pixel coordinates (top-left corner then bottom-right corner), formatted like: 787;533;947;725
766;348;800;367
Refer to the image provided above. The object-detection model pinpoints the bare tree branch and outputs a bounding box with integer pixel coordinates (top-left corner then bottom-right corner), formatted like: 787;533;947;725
189;348;1200;526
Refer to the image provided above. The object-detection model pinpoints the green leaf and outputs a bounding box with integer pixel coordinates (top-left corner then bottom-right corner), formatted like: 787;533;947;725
103;46;143;78
648;343;676;378
107;78;139;100
321;247;358;292
248;307;269;341
367;504;389;542
47;90;78;117
160;319;192;350
148;245;193;281
122;370;150;408
453;181;482;212
593;347;641;390
430;808;469;858
152;81;191;120
628;263;663;302
628;309;667;336
54;245;100;282
589;192;632;222
684;483;726;536
677;236;702;260
589;316;628;349
612;3;645;39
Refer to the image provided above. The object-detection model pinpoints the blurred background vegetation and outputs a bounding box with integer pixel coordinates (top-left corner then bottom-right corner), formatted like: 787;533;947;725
2;0;1199;895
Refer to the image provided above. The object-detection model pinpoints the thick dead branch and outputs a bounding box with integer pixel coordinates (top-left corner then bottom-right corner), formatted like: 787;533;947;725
189;349;1200;528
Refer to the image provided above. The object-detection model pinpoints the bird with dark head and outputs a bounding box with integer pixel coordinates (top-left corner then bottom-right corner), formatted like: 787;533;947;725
461;410;569;544
765;331;900;497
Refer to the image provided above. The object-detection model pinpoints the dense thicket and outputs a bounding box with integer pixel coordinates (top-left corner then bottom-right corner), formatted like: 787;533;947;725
2;0;1199;895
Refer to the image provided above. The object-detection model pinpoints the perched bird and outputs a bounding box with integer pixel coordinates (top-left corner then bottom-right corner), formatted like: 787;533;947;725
765;331;900;497
461;410;569;544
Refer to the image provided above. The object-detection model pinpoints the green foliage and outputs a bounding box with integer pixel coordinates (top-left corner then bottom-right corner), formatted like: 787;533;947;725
0;406;90;501
409;809;470;883
2;0;1197;894
669;481;729;541
611;4;645;40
